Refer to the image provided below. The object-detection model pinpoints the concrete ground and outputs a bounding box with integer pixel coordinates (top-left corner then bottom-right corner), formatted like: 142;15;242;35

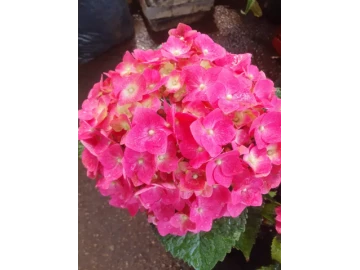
78;3;280;270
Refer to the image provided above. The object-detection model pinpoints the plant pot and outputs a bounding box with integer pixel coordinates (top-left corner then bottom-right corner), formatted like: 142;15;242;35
78;0;134;64
139;0;214;31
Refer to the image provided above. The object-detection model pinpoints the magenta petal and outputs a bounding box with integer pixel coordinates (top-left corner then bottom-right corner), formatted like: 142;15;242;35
98;144;123;168
205;160;217;185
213;120;236;145
227;202;246;218
189;150;211;169
175;113;197;141
151;202;175;221
81;148;98;176
124;124;147;151
143;129;168;155
207;82;226;106
219;151;243;176
138;186;164;206
254;79;274;101
201;136;222;157
190;118;206;146
218;98;240;114
103;164;123;181
213;166;232;187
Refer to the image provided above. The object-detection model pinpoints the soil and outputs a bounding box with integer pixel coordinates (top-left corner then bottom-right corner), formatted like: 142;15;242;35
78;1;280;269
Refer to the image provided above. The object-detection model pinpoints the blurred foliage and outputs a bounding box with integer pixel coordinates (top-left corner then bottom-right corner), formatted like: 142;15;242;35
241;0;263;17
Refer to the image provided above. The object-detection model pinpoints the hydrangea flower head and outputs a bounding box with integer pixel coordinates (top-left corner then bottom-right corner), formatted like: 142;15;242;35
79;23;281;236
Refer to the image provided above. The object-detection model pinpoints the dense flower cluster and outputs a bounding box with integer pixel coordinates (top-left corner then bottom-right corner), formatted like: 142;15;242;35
78;23;281;236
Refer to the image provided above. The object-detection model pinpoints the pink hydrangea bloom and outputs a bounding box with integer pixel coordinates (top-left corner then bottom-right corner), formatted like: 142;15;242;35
112;73;146;105
206;150;243;188
125;107;171;155
250;111;281;149
231;170;263;206
143;68;162;94
156;136;179;173
214;53;252;73
78;23;281;236
132;49;162;64
179;137;210;169
161;36;192;60
182;65;220;102
123;147;156;185
275;206;281;234
81;148;99;179
168;23;198;42
194;34;226;61
115;51;137;76
243;145;272;177
207;68;254;114
190;195;225;232
98;144;124;181
190;109;236;157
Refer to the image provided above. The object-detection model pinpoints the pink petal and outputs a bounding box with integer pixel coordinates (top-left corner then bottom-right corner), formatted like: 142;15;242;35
81;148;98;178
156;136;179;173
112;74;146;105
227;202;247;218
174;112;197;141
213;166;233;187
254;79;274;102
261;112;281;144
194;34;226;61
243;146;272;177
123;148;156;185
219;150;243;176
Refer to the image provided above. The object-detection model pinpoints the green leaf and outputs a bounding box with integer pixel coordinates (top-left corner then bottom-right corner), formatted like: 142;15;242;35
241;0;255;15
275;87;281;99
271;235;281;263
78;141;84;159
250;0;263;17
241;0;263;17
262;202;277;224
234;207;262;260
160;210;247;270
268;191;277;198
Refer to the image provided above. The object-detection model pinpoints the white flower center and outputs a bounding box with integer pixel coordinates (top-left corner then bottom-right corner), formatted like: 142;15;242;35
199;83;206;90
216;159;222;165
207;129;214;135
138;158;144;165
259;125;265;132
192;174;198;179
226;94;233;100
173;49;180;56
248;155;257;166
203;49;209;55
148;129;155;135
158;155;165;161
